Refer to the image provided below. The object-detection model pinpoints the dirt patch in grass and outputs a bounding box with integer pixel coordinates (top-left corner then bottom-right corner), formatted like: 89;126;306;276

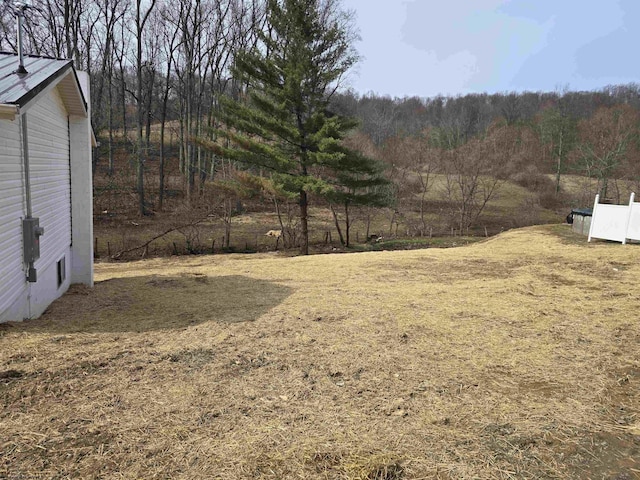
1;225;640;478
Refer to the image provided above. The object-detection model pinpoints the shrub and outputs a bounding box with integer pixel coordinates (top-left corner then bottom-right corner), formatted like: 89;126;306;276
512;166;555;193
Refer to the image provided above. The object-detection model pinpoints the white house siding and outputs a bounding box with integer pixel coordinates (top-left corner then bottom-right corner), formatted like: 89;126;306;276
0;116;28;320
69;71;94;287
29;88;72;269
28;87;73;318
0;86;73;321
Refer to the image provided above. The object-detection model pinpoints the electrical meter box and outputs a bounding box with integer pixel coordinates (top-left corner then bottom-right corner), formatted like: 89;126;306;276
23;217;44;264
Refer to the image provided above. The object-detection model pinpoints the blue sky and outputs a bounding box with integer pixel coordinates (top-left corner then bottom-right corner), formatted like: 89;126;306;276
341;0;640;98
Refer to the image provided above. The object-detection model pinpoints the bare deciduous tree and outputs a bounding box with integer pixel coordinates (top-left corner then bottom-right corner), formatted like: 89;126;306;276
578;105;639;201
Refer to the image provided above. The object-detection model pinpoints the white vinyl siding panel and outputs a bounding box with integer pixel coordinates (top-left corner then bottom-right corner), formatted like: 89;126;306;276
0;118;27;316
28;87;71;273
0;62;92;322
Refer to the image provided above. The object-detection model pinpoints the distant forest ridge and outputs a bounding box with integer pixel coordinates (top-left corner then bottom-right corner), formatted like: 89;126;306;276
330;84;640;146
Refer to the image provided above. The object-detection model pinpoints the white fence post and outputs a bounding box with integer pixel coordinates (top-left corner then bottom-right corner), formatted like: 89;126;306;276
587;194;599;243
623;192;636;245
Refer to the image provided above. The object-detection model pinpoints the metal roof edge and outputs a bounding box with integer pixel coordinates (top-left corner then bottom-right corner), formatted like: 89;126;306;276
1;52;92;138
0;50;69;62
14;60;73;108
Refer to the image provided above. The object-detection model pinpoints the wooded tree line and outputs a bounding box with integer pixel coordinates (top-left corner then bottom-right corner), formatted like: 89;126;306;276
3;0;640;245
332;87;640;225
332;85;640;145
1;0;268;213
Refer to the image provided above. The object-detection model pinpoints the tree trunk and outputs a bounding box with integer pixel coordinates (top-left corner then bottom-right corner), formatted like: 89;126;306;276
420;190;427;236
224;220;231;248
344;201;351;247
555;130;563;194
186;72;195;201
178;108;185;174
273;197;288;248
158;66;171;211
388;210;396;235
136;2;146;217
64;0;72;60
299;190;309;255
135;0;157;216
117;49;127;142
144;70;154;150
366;213;371;238
601;177;609;199
330;204;345;246
159;115;166;210
107;64;114;176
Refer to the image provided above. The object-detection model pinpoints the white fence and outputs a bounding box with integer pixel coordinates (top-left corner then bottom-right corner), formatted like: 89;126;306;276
627;200;640;242
588;193;639;244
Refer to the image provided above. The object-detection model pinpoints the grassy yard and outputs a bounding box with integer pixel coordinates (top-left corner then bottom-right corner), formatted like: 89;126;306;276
1;226;639;479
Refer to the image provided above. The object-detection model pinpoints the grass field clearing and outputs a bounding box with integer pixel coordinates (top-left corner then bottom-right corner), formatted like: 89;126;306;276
1;225;639;479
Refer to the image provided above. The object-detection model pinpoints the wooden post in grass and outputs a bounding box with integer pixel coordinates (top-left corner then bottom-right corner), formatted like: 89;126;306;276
94;237;98;258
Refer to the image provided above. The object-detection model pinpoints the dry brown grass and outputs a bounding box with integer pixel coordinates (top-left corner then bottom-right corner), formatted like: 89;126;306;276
1;225;640;479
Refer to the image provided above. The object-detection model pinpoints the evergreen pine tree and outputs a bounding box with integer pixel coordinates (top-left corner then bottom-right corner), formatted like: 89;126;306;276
203;0;382;254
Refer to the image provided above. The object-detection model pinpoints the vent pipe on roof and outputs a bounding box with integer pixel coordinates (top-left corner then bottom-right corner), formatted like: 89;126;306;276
14;2;28;74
